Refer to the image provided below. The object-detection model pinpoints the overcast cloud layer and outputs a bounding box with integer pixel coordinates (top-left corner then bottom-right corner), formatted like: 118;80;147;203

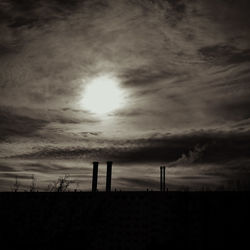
1;0;250;191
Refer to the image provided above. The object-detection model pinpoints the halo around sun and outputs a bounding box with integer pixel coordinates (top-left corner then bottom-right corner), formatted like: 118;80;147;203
81;74;124;115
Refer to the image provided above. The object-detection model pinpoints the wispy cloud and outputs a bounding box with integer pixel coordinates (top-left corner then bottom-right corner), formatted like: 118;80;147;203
1;0;250;190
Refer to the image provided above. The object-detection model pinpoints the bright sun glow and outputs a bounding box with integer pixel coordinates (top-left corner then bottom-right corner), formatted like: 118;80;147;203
81;74;124;115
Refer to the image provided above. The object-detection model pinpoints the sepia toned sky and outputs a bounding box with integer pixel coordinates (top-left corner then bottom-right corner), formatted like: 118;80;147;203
1;0;250;191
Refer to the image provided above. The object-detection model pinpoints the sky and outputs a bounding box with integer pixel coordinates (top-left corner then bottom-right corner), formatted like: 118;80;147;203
1;0;250;191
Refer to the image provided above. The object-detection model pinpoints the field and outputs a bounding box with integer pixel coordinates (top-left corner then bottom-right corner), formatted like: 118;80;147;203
1;192;249;249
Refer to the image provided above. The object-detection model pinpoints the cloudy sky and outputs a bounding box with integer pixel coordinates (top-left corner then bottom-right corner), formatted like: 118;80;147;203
1;0;250;191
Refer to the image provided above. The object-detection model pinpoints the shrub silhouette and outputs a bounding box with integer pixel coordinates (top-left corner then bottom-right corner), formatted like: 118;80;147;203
47;174;75;192
11;174;76;192
29;174;37;192
11;176;20;192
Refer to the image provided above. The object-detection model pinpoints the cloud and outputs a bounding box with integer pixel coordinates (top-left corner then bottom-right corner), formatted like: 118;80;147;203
199;44;250;65
209;97;250;121
9;130;250;166
1;0;250;130
0;107;48;141
80;132;102;137
0;105;101;143
111;109;150;117
120;68;176;87
1;0;250;190
0;163;15;172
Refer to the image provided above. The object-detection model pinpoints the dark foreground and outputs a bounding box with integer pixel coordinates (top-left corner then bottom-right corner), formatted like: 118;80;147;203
1;192;250;249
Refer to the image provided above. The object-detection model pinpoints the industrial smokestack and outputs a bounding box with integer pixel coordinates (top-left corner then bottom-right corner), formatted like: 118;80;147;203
163;166;166;192
106;161;112;192
160;166;166;192
160;166;162;191
92;161;98;192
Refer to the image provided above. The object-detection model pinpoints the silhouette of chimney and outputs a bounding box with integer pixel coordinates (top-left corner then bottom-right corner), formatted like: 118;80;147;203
160;166;162;191
106;161;112;192
92;162;98;192
160;166;166;192
163;166;165;192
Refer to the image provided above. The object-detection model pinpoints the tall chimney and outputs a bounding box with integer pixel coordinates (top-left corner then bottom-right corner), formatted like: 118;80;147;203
163;166;166;192
92;162;98;192
160;166;163;192
160;166;166;192
106;161;112;192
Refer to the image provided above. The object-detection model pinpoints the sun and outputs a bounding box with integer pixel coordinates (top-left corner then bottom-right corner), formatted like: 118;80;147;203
81;74;124;115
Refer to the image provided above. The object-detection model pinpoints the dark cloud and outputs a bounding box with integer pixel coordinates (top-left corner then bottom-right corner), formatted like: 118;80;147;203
0;172;32;180
0;107;48;141
111;109;150;117
8;16;39;29
200;0;250;31
230;118;250;129
22;162;79;174
0;163;15;172
0;106;99;141
206;97;250;122
121;68;175;86
167;0;186;13
179;176;210;180
0;44;19;55
199;44;250;65
164;0;186;25
80;132;101;137
1;0;82;29
11;130;250;166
